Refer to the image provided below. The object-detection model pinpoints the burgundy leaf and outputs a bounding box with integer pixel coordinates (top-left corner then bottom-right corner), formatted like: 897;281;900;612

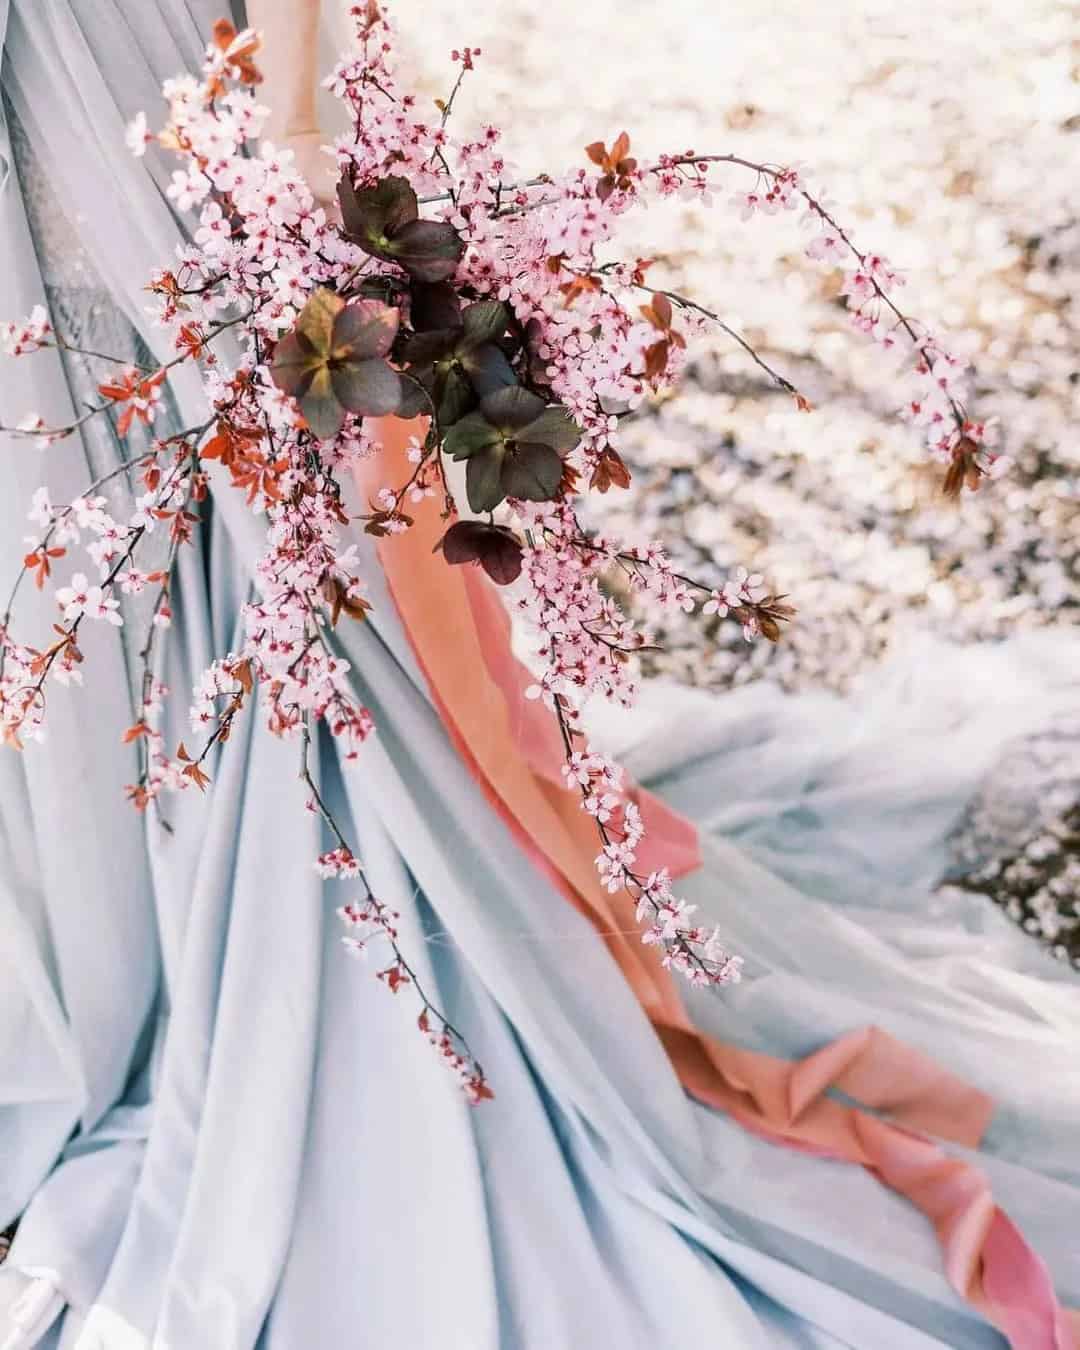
386;219;465;283
330;358;404;417
299;367;346;441
331;300;400;361
395;371;433;419
438;520;523;585
401;329;458;366
270;330;320;397
409;281;463;333
479;535;524;585
338;173;418;244
295;287;345;355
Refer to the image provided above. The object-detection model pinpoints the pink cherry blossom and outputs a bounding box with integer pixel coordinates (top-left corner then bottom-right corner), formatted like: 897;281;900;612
55;572;122;626
0;0;1000;1085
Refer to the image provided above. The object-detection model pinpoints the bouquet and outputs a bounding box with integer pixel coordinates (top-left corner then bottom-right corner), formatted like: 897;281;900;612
0;4;1006;1099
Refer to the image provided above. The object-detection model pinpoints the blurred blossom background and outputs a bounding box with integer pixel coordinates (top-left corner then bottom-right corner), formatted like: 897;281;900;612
385;0;1080;693
361;0;1080;963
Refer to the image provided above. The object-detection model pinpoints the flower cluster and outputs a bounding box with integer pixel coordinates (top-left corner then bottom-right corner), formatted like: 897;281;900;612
0;4;999;1093
0;304;51;357
653;158;1011;498
565;741;742;984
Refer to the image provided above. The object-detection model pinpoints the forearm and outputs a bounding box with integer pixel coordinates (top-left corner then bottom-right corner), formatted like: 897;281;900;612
246;0;321;142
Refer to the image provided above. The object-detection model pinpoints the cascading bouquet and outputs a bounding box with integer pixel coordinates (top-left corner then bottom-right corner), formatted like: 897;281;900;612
0;4;1008;1101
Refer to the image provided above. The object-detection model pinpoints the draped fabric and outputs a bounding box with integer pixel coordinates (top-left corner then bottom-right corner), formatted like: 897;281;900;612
363;420;1080;1350
2;5;1079;1349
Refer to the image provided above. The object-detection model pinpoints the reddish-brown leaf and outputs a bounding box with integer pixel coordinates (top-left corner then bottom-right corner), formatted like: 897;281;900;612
610;131;631;165
231;658;254;694
378;963;411;994
651;292;673;328
590;448;632;493
183;761;212;791
644;338;670;380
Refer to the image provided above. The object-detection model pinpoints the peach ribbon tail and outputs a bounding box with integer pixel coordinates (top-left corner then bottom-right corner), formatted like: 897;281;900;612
357;417;1079;1350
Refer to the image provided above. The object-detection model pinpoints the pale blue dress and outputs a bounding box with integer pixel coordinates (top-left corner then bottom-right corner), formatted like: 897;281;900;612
1;4;1078;1348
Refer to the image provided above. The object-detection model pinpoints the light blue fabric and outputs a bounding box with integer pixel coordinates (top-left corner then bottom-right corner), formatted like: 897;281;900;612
2;5;1079;1348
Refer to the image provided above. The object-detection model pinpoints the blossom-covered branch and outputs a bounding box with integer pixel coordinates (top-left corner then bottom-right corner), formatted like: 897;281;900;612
0;3;1005;1095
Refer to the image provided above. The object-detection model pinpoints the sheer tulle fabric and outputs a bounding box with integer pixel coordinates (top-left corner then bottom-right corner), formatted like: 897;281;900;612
2;5;1079;1349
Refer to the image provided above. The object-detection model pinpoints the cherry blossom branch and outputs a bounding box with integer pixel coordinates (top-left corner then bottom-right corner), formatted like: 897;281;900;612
608;271;806;403
563;525;796;642
654;154;967;423
11;438;197;720
551;693;742;987
299;718;492;1102
435;52;472;129
1;447;165;638
0;3;1010;1099
129;457;205;814
53;337;158;372
0;310;253;442
10;525;146;722
418;175;548;207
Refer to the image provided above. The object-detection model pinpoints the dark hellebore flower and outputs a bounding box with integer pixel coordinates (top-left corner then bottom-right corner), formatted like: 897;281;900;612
270;287;404;441
437;519;524;585
338;174;465;284
401;291;516;426
443;385;582;513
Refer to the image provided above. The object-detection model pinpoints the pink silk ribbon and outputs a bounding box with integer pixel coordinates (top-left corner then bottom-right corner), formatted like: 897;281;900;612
358;417;1080;1350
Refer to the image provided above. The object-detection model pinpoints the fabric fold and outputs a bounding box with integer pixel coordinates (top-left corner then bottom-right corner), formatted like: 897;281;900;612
358;415;1079;1350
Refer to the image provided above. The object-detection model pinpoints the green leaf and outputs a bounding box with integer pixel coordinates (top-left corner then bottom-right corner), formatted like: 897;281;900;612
479;385;546;431
299;366;345;441
395;371;433;420
466;445;507;512
459;300;509;350
330;358;404;417
444;410;503;460
433;365;477;426
386;219;465;283
338;174;418;244
270;330;320;398
519;406;583;453
295;287;345;356
461;343;516;398
331;300;400;361
500;442;563;501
